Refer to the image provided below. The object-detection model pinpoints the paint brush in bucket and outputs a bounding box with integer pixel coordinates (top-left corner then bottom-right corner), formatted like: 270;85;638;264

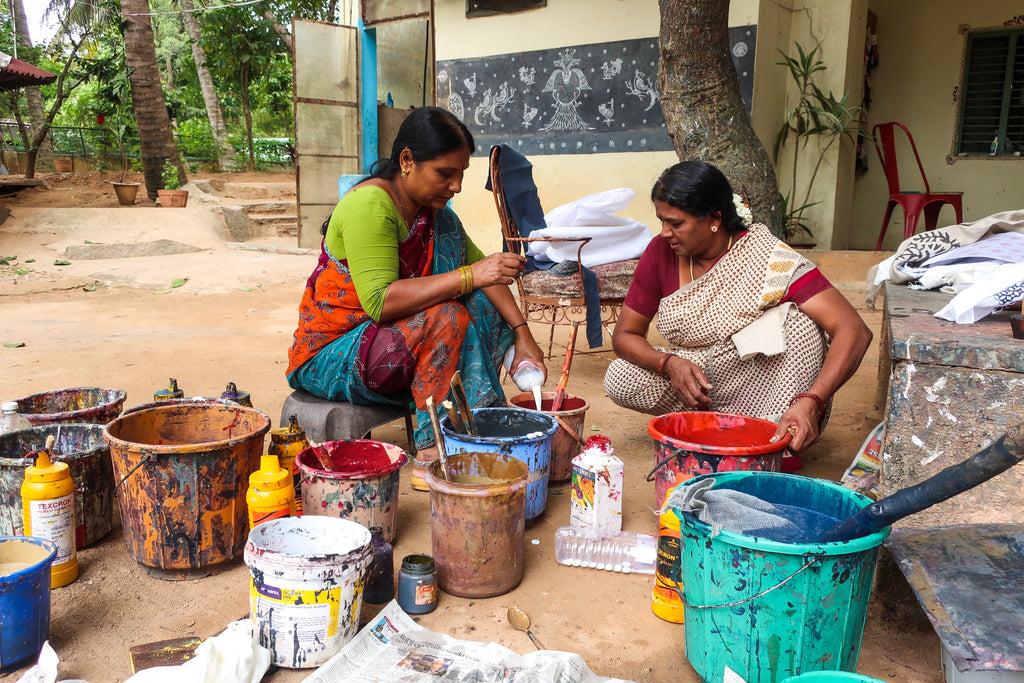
441;400;467;435
306;439;335;472
450;372;477;436
551;321;580;412
424;397;451;481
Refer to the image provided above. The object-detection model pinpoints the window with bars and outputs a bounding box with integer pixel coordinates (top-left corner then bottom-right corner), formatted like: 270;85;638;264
957;29;1024;156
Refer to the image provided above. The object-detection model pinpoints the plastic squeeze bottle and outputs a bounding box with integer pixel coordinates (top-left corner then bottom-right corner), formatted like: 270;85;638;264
246;454;295;528
22;435;78;588
504;347;545;410
268;415;309;515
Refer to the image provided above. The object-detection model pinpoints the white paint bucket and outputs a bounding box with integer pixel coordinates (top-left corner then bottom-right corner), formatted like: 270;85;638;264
244;516;372;668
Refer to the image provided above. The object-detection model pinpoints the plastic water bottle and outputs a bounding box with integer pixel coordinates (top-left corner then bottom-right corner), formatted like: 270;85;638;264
0;401;33;434
553;526;657;574
503;347;545;409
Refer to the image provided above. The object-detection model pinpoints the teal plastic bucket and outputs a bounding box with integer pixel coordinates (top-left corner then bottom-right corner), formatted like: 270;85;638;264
781;673;885;682
0;536;57;671
440;407;556;521
675;471;890;683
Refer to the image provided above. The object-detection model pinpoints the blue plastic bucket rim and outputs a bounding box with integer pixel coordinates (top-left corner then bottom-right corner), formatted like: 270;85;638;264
0;536;58;579
673;471;891;555
439;406;558;445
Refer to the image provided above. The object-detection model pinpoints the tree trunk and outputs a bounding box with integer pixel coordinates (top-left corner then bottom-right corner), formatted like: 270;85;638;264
11;0;53;176
658;0;784;236
241;64;255;172
122;0;184;199
182;0;233;171
263;10;293;51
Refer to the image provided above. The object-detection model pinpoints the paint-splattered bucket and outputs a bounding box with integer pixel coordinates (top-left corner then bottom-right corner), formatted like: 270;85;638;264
13;387;127;426
103;403;270;580
676;471;888;683
427;452;529;598
508;392;589;483
0;536;56;670
440;407;556;521
295;440;406;543
648;411;789;510
244;516;371;669
781;673;886;682
121;396;238;416
0;424;113;548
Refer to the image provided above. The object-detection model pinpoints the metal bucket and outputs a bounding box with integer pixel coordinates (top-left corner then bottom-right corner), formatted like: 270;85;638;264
14;387;126;426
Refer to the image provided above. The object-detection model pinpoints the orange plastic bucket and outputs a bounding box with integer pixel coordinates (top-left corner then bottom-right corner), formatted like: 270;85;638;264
647;411;790;509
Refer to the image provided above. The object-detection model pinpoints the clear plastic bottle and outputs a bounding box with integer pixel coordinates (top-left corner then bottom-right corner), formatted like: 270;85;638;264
0;401;33;434
553;526;657;574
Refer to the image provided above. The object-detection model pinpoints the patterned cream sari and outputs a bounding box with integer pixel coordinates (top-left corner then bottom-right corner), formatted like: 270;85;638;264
604;224;828;422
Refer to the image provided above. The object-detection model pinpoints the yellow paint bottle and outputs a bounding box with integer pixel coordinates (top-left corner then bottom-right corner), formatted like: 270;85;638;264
268;415;309;514
652;487;684;623
22;435;79;588
246;455;295;529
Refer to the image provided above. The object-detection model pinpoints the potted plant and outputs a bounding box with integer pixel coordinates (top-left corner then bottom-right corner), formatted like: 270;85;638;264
773;42;865;247
108;119;141;206
156;160;189;207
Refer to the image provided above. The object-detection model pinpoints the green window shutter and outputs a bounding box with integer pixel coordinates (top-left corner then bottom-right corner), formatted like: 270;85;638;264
958;30;1024;156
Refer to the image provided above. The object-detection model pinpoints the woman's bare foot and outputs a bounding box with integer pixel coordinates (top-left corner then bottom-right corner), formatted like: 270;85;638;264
410;445;440;491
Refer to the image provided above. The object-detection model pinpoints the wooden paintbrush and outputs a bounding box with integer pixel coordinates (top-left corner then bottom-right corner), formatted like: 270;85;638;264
442;399;467;434
551;320;580;412
425;396;452;481
450;371;477;436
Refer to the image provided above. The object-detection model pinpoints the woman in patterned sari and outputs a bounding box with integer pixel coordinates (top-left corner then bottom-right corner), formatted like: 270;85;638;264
603;161;871;471
287;107;546;490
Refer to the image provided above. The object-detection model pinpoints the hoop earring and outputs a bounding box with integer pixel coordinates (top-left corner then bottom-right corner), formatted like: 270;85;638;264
401;171;407;178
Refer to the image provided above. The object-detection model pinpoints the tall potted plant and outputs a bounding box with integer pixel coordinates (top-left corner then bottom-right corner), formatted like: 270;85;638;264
773;43;865;246
109;119;141;206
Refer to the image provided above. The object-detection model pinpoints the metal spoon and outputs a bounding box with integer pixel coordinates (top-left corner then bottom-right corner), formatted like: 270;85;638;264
506;604;544;651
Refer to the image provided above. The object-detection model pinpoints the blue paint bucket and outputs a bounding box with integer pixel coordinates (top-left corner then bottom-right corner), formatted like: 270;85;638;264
781;673;886;682
0;536;57;671
440;407;556;521
674;471;890;683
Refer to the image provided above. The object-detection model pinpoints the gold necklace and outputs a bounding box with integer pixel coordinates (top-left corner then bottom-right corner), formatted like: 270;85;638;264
689;234;734;282
391;178;412;229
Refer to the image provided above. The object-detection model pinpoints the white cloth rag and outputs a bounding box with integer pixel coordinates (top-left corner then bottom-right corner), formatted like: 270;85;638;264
731;303;796;360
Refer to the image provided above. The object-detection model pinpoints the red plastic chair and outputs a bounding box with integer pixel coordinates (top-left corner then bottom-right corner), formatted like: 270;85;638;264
873;121;964;250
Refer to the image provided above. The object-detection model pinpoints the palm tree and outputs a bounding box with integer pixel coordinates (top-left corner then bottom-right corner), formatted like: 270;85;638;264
122;0;185;199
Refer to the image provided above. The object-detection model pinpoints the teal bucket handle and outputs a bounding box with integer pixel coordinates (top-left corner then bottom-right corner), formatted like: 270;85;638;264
676;552;825;610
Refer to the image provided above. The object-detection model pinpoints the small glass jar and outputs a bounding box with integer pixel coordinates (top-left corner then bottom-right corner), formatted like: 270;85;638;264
363;526;395;604
397;554;437;614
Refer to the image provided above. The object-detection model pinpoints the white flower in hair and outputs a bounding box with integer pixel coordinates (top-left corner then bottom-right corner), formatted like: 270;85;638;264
733;193;753;228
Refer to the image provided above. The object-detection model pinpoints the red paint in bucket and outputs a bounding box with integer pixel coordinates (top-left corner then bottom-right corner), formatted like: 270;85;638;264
647;411;790;509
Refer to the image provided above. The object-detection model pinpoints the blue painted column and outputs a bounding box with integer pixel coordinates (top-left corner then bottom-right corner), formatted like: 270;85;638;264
359;20;378;173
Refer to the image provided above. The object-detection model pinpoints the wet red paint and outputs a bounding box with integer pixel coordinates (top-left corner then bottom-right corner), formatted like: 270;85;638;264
510;396;587;412
648;412;788;454
295;440;400;477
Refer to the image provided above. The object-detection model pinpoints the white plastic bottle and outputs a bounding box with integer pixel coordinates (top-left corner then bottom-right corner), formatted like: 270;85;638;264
0;401;33;434
553;526;657;574
503;347;544;409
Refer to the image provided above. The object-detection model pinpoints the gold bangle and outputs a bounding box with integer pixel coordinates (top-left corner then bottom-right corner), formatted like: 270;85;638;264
457;265;473;296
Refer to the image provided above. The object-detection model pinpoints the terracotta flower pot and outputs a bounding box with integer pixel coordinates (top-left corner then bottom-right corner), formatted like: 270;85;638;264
54;157;73;172
156;189;189;207
111;182;141;206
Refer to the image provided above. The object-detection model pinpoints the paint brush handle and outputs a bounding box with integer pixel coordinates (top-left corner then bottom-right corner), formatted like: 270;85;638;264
307;439;334;472
450;372;477;436
442;400;467;434
425;397;451;481
551;321;580;412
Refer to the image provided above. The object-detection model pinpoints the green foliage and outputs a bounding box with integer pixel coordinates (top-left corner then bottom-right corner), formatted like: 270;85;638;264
161;160;181;190
773;43;865;243
177;118;216;160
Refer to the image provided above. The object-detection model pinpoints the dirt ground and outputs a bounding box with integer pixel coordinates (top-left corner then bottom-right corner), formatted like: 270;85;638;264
0;171;943;683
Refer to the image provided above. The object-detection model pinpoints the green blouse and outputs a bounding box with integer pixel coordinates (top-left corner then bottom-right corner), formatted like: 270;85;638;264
324;185;485;321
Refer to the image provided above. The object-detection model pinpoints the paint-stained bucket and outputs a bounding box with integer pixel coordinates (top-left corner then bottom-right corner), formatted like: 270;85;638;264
244;516;371;669
781;673;886;682
0;424;113;548
648;411;789;510
14;387;127;426
121;396;238;416
676;471;889;683
508;392;589;482
295;440;406;543
427;452;529;598
103;403;270;580
0;536;56;670
440;407;556;521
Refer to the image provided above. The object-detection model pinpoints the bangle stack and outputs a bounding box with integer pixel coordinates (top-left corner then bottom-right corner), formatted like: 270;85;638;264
657;353;673;377
457;266;474;296
789;392;826;421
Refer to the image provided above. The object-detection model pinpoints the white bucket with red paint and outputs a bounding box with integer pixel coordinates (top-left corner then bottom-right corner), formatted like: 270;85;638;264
244;516;371;668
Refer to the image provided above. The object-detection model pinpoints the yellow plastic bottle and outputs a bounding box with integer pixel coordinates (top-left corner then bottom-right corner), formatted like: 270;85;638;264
268;415;309;515
22;435;79;588
652;490;685;623
246;455;295;529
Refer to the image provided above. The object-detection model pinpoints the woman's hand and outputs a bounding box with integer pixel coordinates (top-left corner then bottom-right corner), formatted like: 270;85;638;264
771;398;821;453
662;356;712;409
509;327;547;383
472;252;526;289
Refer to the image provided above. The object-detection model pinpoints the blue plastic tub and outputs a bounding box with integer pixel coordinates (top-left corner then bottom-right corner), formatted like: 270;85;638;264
0;536;57;670
674;471;890;683
440;407;556;520
781;673;885;682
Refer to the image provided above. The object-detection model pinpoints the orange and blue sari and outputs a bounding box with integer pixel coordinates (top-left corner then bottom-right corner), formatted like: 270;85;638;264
286;207;513;448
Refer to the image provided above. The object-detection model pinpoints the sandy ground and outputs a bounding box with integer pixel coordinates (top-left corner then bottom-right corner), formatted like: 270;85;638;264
0;171;943;683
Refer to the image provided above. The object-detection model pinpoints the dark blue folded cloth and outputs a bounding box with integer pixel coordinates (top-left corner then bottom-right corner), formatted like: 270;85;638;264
485;144;603;349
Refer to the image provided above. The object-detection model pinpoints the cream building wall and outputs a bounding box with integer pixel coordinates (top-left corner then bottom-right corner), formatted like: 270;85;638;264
851;0;1024;251
433;0;758;255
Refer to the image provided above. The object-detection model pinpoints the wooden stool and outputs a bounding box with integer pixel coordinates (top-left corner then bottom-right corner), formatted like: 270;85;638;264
280;389;416;454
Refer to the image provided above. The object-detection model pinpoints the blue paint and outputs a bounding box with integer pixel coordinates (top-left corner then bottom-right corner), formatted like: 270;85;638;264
359;20;377;173
0;536;56;670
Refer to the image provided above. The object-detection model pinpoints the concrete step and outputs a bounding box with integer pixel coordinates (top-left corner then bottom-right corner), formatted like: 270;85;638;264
219;181;295;200
248;212;298;226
